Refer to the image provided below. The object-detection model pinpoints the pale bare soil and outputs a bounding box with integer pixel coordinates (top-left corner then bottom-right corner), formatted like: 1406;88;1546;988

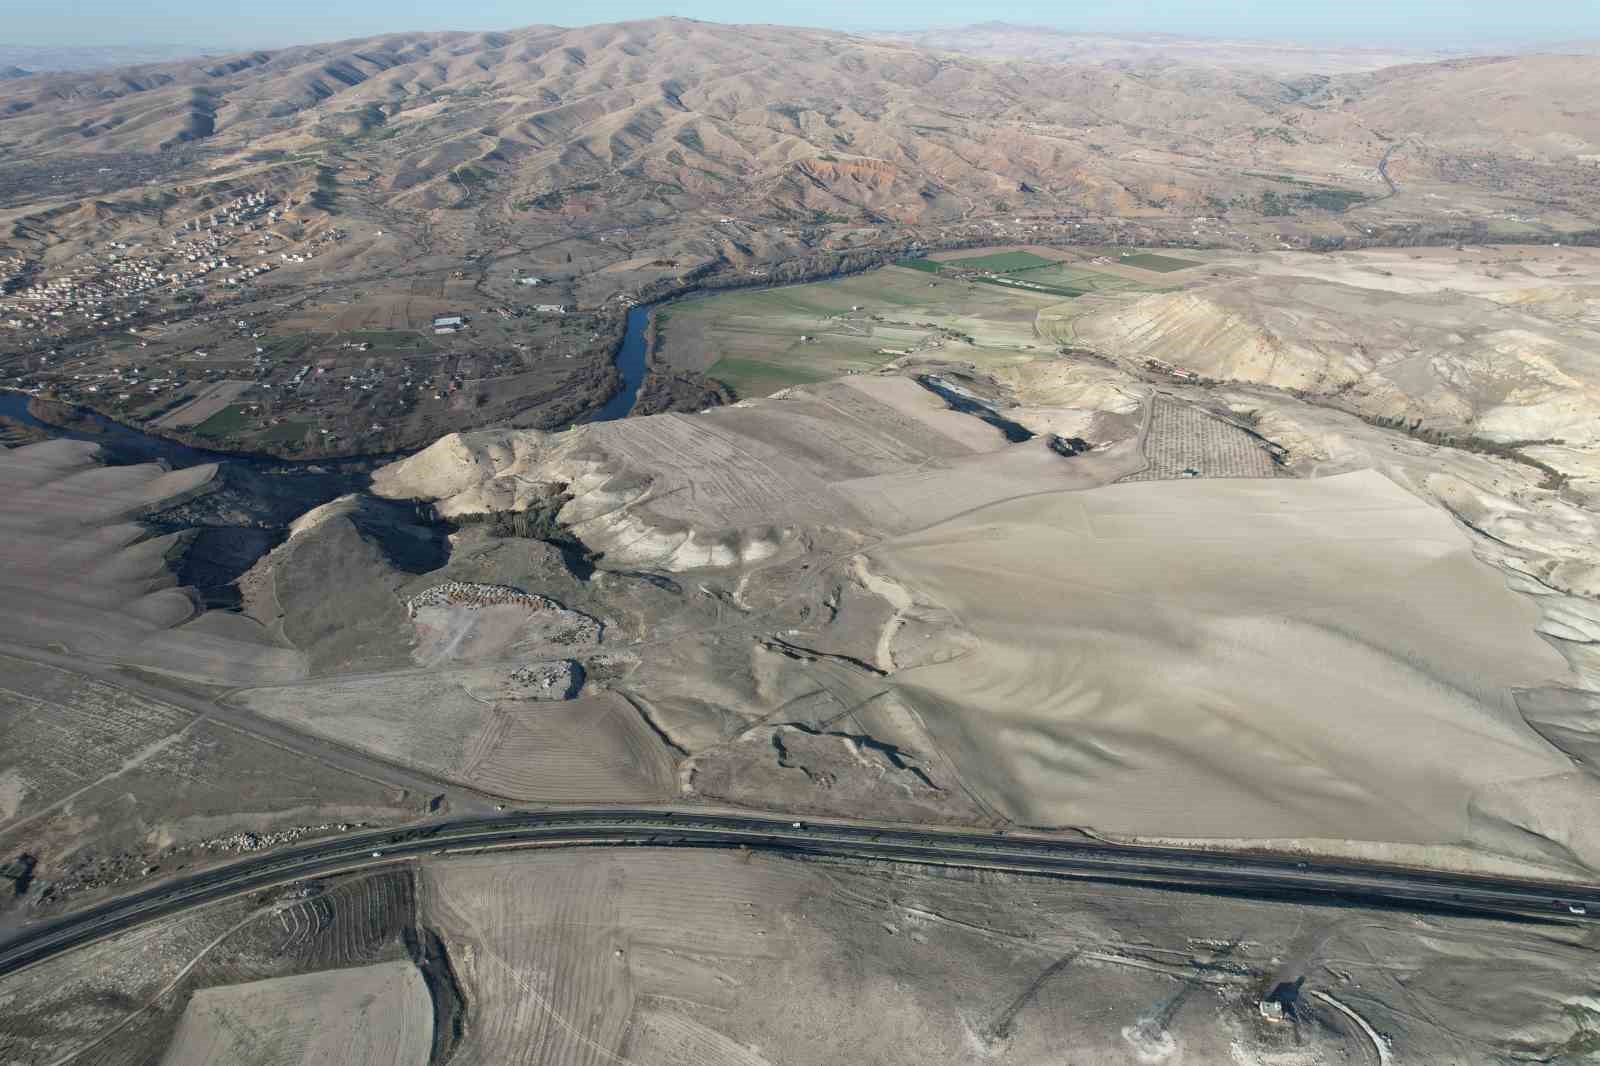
370;246;1600;873
0;439;306;684
1064;245;1600;483
235;678;675;803
876;24;1466;74
872;470;1583;854
420;847;1600;1063
159;961;431;1066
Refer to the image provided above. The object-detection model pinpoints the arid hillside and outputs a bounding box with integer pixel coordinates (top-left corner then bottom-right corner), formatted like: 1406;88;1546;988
875;22;1461;73
4;17;1600;270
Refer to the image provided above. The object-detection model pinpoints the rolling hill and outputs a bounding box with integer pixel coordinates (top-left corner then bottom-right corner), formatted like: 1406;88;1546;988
3;17;1600;274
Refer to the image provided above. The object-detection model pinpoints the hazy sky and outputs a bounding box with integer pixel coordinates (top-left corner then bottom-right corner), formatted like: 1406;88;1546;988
8;0;1600;49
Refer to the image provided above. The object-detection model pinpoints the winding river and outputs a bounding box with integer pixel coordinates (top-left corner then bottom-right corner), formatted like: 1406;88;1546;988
591;303;651;422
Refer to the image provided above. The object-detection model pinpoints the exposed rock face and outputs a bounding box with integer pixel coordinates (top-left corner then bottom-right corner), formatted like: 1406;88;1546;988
506;660;584;700
684;723;986;824
1071;277;1600;452
372;420;798;573
407;581;603;664
408;581;571;615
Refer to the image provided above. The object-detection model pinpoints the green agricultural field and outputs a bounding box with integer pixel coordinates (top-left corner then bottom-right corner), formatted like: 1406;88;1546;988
260;333;320;359
948;250;1060;273
972;275;1087;298
894;257;944;274
1117;252;1202;273
656;262;1061;397
258;420;313;443
192;404;253;437
1011;263;1168;294
706;357;834;399
343;330;435;351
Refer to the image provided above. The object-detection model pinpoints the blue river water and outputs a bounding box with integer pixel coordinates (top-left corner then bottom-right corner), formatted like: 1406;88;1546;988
590;303;650;422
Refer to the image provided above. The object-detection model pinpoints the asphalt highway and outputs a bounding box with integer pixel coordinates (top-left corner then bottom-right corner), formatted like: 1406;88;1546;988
3;809;1598;977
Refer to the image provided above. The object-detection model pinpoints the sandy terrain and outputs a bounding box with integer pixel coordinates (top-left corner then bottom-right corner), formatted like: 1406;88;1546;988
368;317;1600;872
10;235;1600;1056
375;371;1034;571
234;677;676;803
871;469;1591;860
160;961;432;1066
0;439;307;684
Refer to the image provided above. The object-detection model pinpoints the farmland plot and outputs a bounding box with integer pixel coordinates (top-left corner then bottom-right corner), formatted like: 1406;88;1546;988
160;962;432;1066
0;654;193;830
1011;263;1167;294
1121;394;1281;480
1116;251;1202;272
0;868;429;1066
423;850;809;1066
417;847;1495;1063
945;250;1060;273
653;265;1058;397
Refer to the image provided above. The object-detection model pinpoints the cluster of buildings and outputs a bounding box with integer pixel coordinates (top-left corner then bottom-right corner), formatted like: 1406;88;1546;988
0;193;356;338
0;253;163;335
179;191;280;234
1;256;30;294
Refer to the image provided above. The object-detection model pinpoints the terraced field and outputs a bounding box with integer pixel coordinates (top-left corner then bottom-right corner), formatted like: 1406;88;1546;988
0;868;428;1066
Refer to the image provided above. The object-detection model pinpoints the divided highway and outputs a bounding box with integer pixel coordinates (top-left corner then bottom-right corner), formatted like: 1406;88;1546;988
3;809;1598;977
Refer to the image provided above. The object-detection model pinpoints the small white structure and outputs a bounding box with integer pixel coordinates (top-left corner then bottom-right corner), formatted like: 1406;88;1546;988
432;314;465;328
533;304;568;315
517;276;544;286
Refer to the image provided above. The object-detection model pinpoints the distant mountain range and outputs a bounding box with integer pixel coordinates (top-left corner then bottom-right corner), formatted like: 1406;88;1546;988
0;43;223;74
876;22;1600;72
871;22;1463;74
3;17;1599;269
